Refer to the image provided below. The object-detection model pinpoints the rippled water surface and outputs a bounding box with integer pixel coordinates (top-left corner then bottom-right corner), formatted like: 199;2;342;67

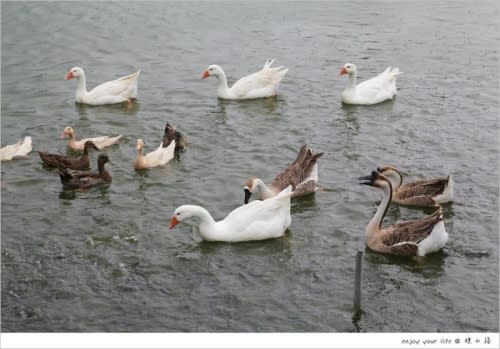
1;1;499;332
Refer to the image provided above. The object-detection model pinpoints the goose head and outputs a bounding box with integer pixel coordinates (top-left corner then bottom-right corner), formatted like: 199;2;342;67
169;205;200;229
339;63;357;76
66;67;84;80
359;170;392;192
243;177;258;204
377;165;403;190
61;126;75;139
201;65;223;79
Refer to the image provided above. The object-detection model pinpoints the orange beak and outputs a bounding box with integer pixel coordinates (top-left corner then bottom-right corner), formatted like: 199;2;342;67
201;70;210;79
169;216;179;229
60;131;66;139
339;67;348;76
65;71;74;80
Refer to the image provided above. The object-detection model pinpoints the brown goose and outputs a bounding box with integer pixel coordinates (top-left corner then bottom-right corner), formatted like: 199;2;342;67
377;165;454;207
162;122;185;153
244;145;324;203
359;170;448;256
58;153;111;189
38;141;99;170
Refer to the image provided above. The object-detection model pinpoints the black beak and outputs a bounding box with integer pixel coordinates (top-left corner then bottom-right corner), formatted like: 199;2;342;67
244;188;252;204
358;175;373;186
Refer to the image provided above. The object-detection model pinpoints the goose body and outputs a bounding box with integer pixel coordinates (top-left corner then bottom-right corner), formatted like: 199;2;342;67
66;67;140;105
134;138;176;170
62;126;122;152
39;141;99;170
360;170;448;256
0;136;32;161
58;153;112;189
244;145;323;203
201;59;288;100
378;165;454;206
169;186;293;242
339;63;401;105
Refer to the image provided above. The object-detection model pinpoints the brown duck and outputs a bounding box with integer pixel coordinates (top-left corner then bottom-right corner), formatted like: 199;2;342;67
58;153;111;189
39;141;99;170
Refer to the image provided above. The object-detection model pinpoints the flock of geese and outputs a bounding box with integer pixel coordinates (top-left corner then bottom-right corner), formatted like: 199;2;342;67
1;59;454;257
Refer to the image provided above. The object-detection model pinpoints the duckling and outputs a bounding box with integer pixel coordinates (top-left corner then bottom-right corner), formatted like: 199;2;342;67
359;170;448;256
377;165;454;207
58;153;111;189
38;141;100;170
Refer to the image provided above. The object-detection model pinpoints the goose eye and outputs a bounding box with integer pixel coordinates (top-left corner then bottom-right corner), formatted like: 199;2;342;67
176;212;180;216
209;68;213;71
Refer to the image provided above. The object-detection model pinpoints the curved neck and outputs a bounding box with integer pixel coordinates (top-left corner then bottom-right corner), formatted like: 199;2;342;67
185;205;217;229
347;71;357;88
386;172;403;191
81;145;90;158
368;182;392;231
214;71;230;97
75;73;88;97
254;178;275;199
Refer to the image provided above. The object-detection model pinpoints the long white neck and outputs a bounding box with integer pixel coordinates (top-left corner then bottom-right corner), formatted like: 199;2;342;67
184;205;217;234
347;71;357;88
75;72;88;99
367;182;392;234
253;178;276;200
214;71;230;98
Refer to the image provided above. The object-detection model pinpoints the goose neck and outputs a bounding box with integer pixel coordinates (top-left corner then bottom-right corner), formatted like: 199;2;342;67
368;182;392;232
254;178;275;199
215;70;230;97
348;72;357;88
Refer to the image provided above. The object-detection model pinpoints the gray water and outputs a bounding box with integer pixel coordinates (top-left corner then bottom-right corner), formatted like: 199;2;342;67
1;1;498;333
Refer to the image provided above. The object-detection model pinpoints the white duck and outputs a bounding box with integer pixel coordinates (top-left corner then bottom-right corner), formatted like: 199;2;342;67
0;136;32;161
339;63;401;105
65;66;140;106
359;170;448;257
169;186;293;242
134;138;176;170
244;145;324;203
201;59;288;99
62;126;122;152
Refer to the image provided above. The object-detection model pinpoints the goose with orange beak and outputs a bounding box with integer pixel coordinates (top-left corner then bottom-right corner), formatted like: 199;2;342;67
339;63;401;105
201;59;288;100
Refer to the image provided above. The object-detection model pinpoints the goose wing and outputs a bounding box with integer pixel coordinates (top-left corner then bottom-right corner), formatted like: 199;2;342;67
382;209;443;255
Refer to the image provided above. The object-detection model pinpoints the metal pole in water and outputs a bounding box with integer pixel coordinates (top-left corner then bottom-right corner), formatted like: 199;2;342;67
353;251;363;311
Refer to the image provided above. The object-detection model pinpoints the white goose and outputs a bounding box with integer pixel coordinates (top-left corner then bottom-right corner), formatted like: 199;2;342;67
339;63;401;105
0;136;32;161
169;186;293;242
201;59;288;99
244;145;323;203
62;126;122;152
359;170;448;257
134;138;176;170
65;66;140;106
